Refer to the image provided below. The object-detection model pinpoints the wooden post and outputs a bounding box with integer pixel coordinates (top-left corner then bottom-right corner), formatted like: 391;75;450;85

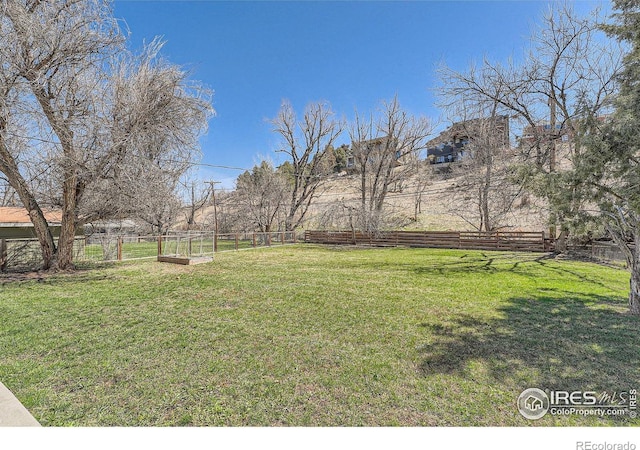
188;237;193;257
0;239;7;273
214;233;218;253
117;237;123;261
281;232;285;245
293;232;297;244
252;233;257;247
157;236;162;258
267;233;271;246
235;233;239;251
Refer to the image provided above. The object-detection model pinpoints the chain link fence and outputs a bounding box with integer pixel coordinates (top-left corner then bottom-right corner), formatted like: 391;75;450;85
1;232;301;272
568;241;635;265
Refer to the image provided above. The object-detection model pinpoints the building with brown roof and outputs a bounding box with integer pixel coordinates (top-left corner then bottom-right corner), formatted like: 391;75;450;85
0;207;63;239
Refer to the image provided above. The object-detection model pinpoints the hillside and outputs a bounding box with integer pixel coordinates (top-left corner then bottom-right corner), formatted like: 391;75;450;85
304;166;551;232
185;147;568;234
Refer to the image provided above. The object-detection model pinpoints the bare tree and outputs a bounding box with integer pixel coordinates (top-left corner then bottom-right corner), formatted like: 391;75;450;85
135;174;182;234
208;189;235;233
0;177;18;207
438;2;622;244
180;179;212;230
349;97;432;231
437;99;522;231
0;1;212;270
411;158;433;223
234;161;289;233
272;100;343;231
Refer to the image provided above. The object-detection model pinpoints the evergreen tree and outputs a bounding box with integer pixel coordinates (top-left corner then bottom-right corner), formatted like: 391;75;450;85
576;0;640;314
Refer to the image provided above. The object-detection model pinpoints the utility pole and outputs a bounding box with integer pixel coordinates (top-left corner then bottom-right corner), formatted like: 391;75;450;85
205;180;221;252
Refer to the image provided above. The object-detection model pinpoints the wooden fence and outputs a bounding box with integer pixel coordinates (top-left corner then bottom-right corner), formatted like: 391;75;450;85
304;230;555;253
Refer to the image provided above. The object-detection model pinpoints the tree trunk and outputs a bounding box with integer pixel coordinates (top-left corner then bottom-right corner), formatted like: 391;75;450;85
630;235;640;316
556;228;569;253
27;200;58;270
630;266;640;316
0;137;57;269
51;172;78;271
482;152;492;232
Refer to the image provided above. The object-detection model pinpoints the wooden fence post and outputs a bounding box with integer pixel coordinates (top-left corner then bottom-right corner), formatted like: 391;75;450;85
281;232;285;245
252;233;257;247
157;236;162;259
0;239;7;272
235;233;239;251
214;232;218;253
117;237;123;261
267;233;271;246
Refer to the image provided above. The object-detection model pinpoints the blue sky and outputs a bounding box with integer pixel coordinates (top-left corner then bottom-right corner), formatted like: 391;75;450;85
113;0;605;188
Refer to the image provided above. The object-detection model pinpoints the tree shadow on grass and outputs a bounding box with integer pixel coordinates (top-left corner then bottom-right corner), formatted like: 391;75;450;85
412;252;611;288
0;265;115;286
418;293;640;393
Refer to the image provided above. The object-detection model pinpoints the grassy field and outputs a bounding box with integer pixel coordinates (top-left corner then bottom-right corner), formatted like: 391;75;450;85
0;245;638;426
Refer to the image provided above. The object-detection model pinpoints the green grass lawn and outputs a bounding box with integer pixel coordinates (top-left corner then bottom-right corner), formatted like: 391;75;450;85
0;245;638;426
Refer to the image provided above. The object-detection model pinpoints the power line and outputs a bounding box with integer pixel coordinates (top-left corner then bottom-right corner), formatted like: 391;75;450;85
192;162;250;171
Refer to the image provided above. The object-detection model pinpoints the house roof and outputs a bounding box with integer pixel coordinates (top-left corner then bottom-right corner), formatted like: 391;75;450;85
0;207;62;227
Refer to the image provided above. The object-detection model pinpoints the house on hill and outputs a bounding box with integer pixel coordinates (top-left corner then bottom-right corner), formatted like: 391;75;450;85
426;115;510;165
518;121;572;146
0;207;63;239
345;136;406;171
